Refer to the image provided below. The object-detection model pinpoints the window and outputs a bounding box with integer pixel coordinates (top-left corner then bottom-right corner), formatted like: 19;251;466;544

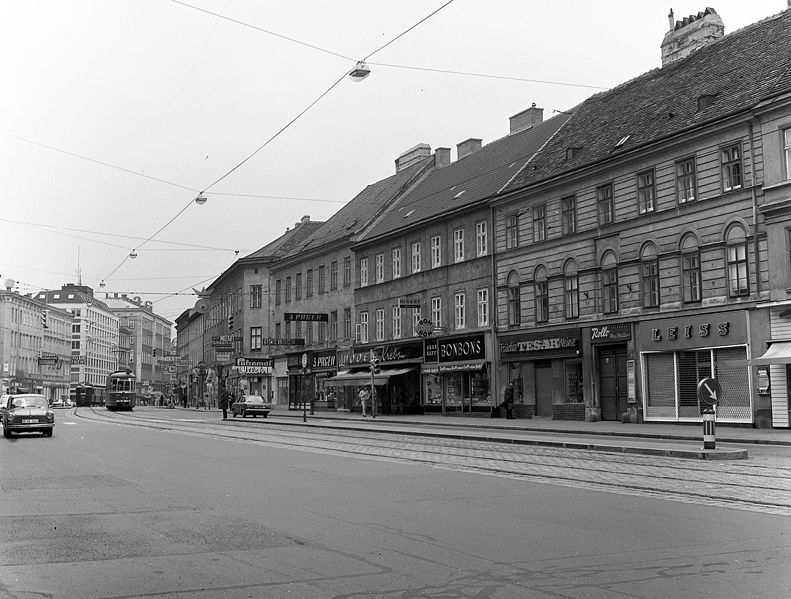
343;308;351;339
359;311;369;343
306;322;314;344
330;311;338;340
306;269;313;298
676;157;696;203
412;242;422;272
375;254;384;283
285;277;291;303
343;256;351;286
375;309;384;340
430;236;441;268
392;248;401;279
534;267;549;323
641;244;660;308
454;292;466;329
507;271;521;326
561;196;576;235
476;221;487;257
726;225;750;296
330;261;338;290
533;204;546;242
601;253;619;313
284;321;291;340
318;265;325;294
275;323;281;339
250;285;262;308
295;273;302;300
564;261;579;319
506;214;519;249
295;322;301;341
250;327;262;351
392;306;402;339
412;308;422;337
477;288;489;327
597;183;614;225
360;258;369;287
637;169;656;214
431;296;442;329
318;321;326;343
720;143;743;192
275;279;282;305
681;235;702;304
454;228;465;262
784;128;791;180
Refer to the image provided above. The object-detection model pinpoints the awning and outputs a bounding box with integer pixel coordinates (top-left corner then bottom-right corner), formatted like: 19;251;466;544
326;367;416;386
750;341;791;366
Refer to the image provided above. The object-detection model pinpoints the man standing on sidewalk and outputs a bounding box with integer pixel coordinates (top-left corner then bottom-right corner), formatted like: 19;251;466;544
358;386;370;418
219;387;230;420
502;382;515;419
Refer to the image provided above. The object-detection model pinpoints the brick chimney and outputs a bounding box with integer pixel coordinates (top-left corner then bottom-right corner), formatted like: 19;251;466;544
509;104;544;134
434;147;451;167
395;143;431;172
661;7;724;67
457;138;482;160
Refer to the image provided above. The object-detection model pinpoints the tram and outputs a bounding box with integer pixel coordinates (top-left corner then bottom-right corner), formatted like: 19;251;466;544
105;369;136;411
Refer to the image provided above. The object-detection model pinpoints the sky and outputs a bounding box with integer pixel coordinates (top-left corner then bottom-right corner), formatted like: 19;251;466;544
1;0;785;325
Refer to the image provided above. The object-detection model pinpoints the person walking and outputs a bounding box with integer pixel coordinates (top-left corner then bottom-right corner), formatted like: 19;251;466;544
502;382;515;419
219;387;230;420
358;386;370;417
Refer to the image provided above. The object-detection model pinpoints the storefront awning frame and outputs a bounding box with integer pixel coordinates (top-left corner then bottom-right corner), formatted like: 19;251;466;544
325;366;416;386
750;341;791;366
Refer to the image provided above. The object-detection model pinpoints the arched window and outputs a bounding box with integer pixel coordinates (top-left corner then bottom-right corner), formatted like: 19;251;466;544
726;224;749;297
507;270;521;326
601;252;619;314
680;234;701;304
534;266;549;323
564;260;579;319
640;243;660;308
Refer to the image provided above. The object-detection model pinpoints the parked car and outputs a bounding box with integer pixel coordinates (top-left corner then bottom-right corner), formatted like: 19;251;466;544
231;394;271;418
50;398;64;408
2;394;55;437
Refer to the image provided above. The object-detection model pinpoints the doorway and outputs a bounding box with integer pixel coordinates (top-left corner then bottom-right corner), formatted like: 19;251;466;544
535;361;553;417
598;347;627;421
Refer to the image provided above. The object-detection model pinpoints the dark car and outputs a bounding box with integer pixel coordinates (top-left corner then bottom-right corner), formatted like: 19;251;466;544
2;394;55;437
231;394;271;418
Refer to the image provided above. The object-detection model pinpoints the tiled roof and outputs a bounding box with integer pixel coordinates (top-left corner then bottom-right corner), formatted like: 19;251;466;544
359;113;571;242
503;8;791;192
243;220;325;261
283;157;434;257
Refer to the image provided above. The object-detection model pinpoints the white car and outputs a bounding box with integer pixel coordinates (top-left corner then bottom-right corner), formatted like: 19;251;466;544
2;394;55;437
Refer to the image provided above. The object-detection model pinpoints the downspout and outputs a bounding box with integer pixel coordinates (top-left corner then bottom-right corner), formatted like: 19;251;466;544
748;118;760;296
490;203;499;417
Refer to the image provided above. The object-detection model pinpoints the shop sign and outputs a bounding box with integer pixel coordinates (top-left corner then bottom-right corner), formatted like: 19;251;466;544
425;338;438;362
423;362;486;374
71;355;87;365
264;337;304;346
590;323;632;343
312;350;337;370
38;353;60;365
635;311;746;351
438;333;486;363
236;357;273;374
500;329;581;357
339;340;424;367
284;312;328;321
287;351;311;371
215;351;232;362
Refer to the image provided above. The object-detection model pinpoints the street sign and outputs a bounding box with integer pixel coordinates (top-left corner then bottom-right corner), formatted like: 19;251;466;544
697;377;721;406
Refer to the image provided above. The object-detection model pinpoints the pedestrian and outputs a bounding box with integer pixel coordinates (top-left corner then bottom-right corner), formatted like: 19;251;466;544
358;386;370;417
501;382;515;419
219;387;230;420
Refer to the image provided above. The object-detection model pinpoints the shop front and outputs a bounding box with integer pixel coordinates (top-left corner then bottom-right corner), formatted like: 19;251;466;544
498;329;582;419
589;322;633;422
422;333;491;414
750;304;791;428
287;351;315;411
329;340;423;415
234;357;274;399
311;349;339;411
637;310;753;424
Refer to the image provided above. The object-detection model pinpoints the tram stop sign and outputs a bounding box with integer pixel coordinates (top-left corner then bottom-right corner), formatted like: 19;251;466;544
697;377;722;407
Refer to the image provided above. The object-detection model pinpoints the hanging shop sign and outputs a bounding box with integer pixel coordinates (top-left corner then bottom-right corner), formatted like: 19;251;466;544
235;357;274;374
500;329;581;358
590;322;632;343
284;312;328;322
263;337;305;346
635;310;746;351
312;350;337;370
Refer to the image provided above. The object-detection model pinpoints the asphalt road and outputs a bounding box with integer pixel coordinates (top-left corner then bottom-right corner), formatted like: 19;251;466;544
1;406;789;599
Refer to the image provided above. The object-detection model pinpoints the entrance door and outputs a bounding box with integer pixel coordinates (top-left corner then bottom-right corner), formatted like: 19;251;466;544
599;347;628;421
535;361;553;417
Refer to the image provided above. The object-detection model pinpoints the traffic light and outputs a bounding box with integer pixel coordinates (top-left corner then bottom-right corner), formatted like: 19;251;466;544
153;348;157;358
370;351;380;374
228;315;234;330
41;310;49;329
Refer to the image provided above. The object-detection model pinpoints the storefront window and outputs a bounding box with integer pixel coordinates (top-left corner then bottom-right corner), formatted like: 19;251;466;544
424;374;442;405
565;360;583;403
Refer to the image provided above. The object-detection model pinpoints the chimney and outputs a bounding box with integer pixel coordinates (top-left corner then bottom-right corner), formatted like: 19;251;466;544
509;104;544;134
395;143;431;172
661;7;724;67
434;147;451;167
457;138;482;160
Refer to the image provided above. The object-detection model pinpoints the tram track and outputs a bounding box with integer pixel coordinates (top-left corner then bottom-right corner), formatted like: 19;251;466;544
73;406;791;516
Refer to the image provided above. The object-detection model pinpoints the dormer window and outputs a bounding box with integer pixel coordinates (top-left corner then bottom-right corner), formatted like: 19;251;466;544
697;94;717;112
566;147;582;160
